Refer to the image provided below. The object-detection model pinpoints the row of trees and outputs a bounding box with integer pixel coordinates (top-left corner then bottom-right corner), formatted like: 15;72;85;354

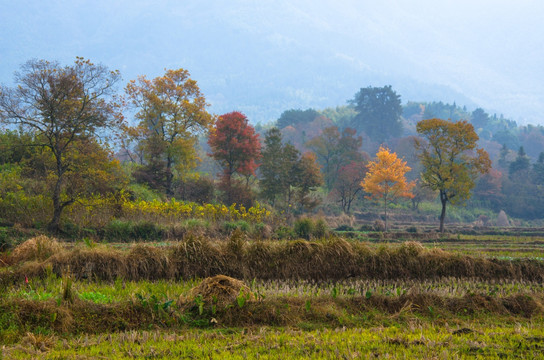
0;58;500;232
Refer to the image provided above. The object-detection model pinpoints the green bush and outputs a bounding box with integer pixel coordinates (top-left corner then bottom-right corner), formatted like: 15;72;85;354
294;218;314;240
335;224;354;232
223;221;238;233
273;225;294;240
103;220;163;242
0;227;11;251
132;221;163;241
313;219;328;238
237;221;250;232
104;219;133;242
223;220;250;233
359;224;374;232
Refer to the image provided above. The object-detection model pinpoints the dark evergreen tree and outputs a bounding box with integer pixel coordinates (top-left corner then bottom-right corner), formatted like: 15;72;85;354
471;108;490;129
509;146;531;177
276;109;320;129
350;86;402;143
533;152;544;185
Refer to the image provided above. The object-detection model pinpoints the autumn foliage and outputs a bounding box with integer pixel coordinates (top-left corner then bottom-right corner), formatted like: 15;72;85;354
362;147;415;231
416;119;491;232
208;112;261;205
124;68;213;195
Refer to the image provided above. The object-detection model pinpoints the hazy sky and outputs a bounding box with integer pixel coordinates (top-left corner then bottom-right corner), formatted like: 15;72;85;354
1;0;543;124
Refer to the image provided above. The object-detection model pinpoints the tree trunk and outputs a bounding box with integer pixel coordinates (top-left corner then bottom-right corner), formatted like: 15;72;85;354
439;192;447;233
48;182;63;232
48;152;64;232
384;194;388;232
165;155;173;197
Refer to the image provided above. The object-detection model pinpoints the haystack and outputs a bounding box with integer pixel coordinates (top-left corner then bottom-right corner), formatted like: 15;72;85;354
184;275;253;308
10;235;63;263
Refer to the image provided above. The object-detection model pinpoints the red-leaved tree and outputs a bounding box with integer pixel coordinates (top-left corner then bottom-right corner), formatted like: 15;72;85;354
208;111;261;205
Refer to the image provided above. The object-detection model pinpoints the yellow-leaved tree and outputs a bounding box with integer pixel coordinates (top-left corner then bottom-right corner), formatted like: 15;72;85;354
362;147;415;231
415;118;491;232
124;68;214;196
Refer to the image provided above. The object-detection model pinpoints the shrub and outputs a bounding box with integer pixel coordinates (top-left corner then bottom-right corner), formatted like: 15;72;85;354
406;226;419;233
131;221;163;241
359;224;374;232
104;219;133;242
223;221;238;233
294;218;314;240
313;219;328;238
373;220;385;232
335;224;354;232
103;220;163;242
273;226;294;240
61;221;96;240
237;221;250;232
0;227;11;251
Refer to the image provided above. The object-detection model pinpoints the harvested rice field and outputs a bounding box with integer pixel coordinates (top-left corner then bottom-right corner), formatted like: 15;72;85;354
1;232;544;358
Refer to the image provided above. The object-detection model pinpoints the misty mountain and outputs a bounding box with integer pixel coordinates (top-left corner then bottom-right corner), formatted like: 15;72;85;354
1;1;543;124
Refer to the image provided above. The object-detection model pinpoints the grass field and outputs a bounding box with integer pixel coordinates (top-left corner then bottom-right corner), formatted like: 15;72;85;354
1;230;544;359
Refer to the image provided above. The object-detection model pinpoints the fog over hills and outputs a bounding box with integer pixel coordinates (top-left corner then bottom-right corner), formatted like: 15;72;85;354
1;0;543;124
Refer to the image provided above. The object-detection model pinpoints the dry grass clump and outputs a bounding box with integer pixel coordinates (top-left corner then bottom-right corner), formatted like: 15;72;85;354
184;275;253;308
126;244;170;280
10;235;63;264
21;332;56;352
50;247;128;281
170;234;227;279
4;235;544;284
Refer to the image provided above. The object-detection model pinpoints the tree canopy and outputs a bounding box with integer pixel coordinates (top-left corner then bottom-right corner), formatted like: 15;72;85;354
362;147;414;231
350;85;402;143
0;58;122;231
208;111;261;205
415;118;491;232
125;68;213;196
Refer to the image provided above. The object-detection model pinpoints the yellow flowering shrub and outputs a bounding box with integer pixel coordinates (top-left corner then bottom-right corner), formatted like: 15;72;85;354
121;198;270;223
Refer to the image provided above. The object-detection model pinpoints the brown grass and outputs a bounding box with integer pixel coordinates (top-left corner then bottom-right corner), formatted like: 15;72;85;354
9;235;64;264
3;234;544;284
184;275;253;309
1;291;543;341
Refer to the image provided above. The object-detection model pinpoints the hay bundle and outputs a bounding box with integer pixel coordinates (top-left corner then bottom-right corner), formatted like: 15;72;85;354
184;275;253;308
126;244;170;280
10;235;63;263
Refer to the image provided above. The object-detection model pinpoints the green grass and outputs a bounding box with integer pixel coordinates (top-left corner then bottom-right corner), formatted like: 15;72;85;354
4;323;544;359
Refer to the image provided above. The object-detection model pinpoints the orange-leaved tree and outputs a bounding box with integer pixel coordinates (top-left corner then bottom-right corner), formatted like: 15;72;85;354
362;147;415;231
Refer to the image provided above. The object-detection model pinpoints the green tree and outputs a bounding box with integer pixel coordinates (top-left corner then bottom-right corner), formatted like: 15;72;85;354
0;58;122;231
260;128;286;205
276;108;319;129
305;126;362;190
509;146;531;177
415;119;491;232
295;152;323;212
259;128;323;212
350;85;402;143
533;152;544;185
471;108;489;129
